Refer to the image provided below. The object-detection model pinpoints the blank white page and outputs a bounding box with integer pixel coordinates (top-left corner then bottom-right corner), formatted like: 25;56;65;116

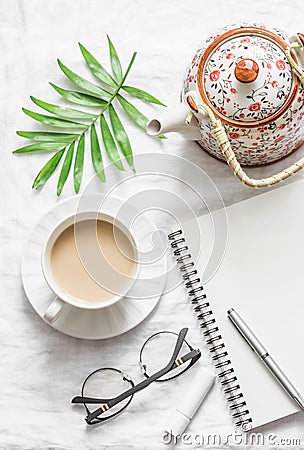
197;180;304;428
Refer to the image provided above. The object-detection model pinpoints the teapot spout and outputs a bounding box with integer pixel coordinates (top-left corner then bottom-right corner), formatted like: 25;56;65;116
146;103;201;141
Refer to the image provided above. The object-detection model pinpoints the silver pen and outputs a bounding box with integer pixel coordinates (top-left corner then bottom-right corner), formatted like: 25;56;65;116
227;308;304;411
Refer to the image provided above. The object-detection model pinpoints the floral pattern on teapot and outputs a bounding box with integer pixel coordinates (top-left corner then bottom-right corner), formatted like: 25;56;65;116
198;96;304;165
183;23;304;165
204;34;292;122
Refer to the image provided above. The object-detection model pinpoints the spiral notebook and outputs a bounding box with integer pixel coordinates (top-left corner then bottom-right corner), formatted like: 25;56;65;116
168;179;304;430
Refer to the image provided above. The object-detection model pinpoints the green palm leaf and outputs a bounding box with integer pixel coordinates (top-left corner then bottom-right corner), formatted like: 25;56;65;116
16;131;77;142
117;95;166;138
109;105;134;171
32;149;65;190
100;114;124;170
116;94;148;129
30;96;96;120
107;35;123;82
90;124;105;182
15;36;166;195
50;83;107;107
57;59;111;99
13;142;68;154
122;86;166;106
57;143;75;196
22;108;87;129
74;135;85;193
79;43;117;88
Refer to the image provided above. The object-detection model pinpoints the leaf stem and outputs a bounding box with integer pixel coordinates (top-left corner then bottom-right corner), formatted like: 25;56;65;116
71;52;138;145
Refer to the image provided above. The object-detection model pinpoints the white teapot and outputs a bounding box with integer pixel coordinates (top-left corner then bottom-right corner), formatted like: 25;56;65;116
147;24;304;188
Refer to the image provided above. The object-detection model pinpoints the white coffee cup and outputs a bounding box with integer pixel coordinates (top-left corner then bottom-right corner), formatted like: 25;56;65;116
41;210;139;324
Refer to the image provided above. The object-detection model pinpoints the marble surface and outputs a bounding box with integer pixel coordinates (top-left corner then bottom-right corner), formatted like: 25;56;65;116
1;0;304;448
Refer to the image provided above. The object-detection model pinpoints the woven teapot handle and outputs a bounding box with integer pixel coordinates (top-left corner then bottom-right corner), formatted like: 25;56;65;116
199;103;304;188
187;42;304;188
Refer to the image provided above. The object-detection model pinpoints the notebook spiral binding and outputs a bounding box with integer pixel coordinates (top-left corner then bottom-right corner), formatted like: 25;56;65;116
168;229;252;431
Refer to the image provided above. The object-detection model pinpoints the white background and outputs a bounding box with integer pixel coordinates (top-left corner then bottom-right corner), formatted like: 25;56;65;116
1;0;304;448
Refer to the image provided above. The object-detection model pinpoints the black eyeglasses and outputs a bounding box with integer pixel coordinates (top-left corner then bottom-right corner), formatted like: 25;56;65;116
71;327;201;424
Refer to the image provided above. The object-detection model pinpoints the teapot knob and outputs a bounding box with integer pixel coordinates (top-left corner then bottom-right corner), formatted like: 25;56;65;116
234;58;259;83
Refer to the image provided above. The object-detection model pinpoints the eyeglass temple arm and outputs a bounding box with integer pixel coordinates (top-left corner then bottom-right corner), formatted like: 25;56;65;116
75;328;189;422
71;327;189;406
180;348;201;368
74;348;201;406
72;396;111;404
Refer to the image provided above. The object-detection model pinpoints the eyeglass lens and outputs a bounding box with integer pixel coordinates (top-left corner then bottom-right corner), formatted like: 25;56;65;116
140;331;193;381
82;368;133;420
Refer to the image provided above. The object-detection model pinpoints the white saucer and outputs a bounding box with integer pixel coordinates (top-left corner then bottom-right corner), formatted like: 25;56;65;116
21;194;167;339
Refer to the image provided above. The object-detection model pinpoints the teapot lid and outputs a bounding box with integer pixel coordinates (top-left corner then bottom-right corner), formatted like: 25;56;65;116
198;26;299;127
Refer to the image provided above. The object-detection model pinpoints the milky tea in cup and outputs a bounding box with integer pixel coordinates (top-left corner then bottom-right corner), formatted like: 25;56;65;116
49;218;136;304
